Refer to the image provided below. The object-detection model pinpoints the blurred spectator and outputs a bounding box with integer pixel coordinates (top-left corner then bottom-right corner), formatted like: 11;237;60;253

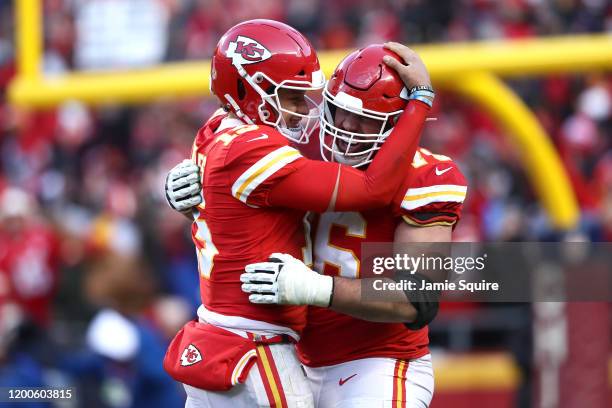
0;188;61;327
57;251;186;408
0;312;50;408
74;0;169;70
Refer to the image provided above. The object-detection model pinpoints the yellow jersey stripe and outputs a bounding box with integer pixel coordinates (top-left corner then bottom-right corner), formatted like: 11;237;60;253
232;146;301;203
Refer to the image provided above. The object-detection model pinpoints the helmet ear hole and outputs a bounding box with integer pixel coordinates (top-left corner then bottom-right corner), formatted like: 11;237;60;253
261;110;270;119
383;114;401;132
237;79;246;100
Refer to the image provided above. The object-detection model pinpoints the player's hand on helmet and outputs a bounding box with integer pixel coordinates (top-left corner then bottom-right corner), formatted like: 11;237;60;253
165;159;202;212
382;42;431;90
241;253;333;307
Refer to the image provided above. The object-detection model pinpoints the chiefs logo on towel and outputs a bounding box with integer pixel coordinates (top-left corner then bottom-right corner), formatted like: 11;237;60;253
180;344;203;366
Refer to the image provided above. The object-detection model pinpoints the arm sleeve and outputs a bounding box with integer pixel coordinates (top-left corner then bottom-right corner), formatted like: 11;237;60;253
267;100;431;212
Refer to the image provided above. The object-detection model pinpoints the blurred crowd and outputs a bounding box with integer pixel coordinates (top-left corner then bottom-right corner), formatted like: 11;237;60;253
0;0;610;407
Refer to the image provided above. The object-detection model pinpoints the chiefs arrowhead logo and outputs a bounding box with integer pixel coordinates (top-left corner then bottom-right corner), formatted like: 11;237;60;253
180;344;203;366
226;36;272;65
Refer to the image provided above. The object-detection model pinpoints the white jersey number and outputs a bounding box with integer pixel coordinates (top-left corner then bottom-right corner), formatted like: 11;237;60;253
193;209;219;279
313;212;366;279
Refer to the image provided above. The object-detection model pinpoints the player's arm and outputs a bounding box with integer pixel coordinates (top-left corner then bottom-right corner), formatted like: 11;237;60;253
313;169;465;326
266;99;429;212
356;165;468;327
165;98;429;216
328;223;450;324
267;44;433;212
165;118;429;216
164;106;429;218
240;224;449;325
166;44;432;214
242;162;466;327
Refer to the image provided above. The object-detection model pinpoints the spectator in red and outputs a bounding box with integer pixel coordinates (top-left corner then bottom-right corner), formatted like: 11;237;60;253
0;187;61;327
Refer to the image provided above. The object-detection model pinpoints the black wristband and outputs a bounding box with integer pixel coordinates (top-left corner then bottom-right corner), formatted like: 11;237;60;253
327;276;335;308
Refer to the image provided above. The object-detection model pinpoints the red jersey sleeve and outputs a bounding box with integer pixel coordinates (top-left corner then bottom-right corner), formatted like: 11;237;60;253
392;148;468;227
218;100;430;212
190;109;227;161
225;126;307;208
267;100;431;212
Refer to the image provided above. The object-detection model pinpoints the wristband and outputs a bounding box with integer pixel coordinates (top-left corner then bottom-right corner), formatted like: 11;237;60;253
410;95;434;108
410;90;435;100
409;85;434;94
408;85;435;108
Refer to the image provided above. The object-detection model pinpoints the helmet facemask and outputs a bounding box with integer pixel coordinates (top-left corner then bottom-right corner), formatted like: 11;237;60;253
239;68;325;144
319;88;403;168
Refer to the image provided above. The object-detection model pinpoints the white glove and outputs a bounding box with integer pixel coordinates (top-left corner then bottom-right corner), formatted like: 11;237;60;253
241;253;333;307
165;159;202;212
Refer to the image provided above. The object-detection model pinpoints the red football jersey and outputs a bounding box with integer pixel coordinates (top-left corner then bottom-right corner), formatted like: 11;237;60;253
0;222;60;327
190;112;312;334
298;147;467;367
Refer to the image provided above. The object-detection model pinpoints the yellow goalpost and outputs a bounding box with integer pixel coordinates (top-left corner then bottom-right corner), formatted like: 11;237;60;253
9;0;612;230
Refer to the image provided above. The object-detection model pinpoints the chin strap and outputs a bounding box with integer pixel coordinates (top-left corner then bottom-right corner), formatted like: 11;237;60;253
224;94;254;125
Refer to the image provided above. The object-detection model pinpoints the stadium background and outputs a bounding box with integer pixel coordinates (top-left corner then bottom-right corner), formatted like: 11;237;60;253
0;0;610;407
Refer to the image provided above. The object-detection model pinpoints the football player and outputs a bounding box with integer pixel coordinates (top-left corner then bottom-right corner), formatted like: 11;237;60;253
162;20;435;408
241;44;467;407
